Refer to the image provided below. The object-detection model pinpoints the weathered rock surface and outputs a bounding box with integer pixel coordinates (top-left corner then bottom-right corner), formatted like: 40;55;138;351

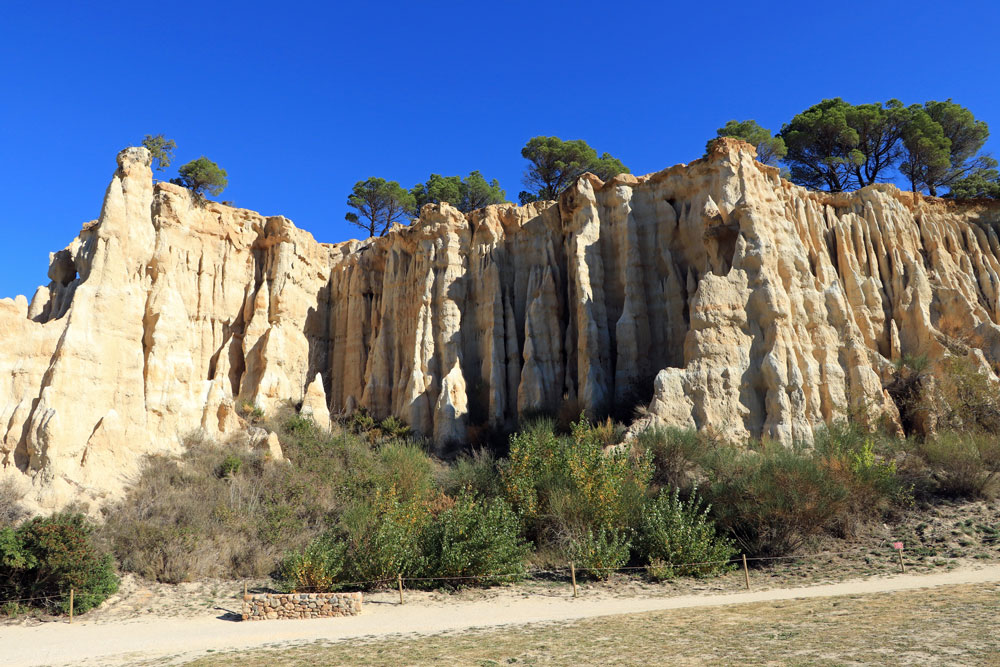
2;139;1000;510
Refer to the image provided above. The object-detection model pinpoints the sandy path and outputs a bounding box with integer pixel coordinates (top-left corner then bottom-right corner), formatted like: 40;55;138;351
4;565;1000;666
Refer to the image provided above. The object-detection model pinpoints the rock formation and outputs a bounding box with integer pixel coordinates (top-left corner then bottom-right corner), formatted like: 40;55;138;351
2;139;999;510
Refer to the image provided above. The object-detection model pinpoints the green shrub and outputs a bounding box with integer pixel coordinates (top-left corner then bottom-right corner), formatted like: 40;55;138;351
374;441;436;502
636;487;736;579
814;422;912;530
379;415;411;439
500;415;651;552
918;432;1000;498
423;491;529;585
335;487;431;585
348;409;376;433
634;426;706;493
217;453;243;478
283;414;318;438
591;417;626;447
703;444;849;558
566;527;631;579
440;449;502;498
0;513;118;615
276;535;346;592
238;402;265;422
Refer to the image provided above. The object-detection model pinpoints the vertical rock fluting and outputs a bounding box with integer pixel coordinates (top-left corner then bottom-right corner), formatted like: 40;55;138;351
2;139;1000;509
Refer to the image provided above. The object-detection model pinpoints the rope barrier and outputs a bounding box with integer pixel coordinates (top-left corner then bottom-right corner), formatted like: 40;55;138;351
0;594;67;604
252;543;940;594
7;541;992;606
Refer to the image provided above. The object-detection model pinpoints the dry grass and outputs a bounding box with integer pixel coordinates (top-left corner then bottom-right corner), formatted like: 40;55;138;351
189;581;1000;666
0;477;26;526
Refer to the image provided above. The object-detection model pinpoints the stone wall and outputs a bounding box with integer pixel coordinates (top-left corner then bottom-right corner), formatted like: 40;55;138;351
241;592;363;621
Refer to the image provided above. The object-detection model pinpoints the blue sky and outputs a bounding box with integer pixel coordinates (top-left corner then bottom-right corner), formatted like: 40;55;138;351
1;0;997;298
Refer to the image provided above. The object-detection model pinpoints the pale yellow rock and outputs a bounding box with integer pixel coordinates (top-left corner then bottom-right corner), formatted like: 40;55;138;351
3;137;1000;509
265;432;284;462
300;373;331;431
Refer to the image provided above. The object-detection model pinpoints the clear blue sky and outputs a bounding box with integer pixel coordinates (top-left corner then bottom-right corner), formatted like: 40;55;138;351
1;0;997;298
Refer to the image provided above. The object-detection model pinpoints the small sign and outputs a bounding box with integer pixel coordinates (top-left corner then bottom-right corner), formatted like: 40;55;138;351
893;542;904;550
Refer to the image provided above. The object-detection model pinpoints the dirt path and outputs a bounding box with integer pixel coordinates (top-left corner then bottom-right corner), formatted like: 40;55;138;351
4;565;1000;667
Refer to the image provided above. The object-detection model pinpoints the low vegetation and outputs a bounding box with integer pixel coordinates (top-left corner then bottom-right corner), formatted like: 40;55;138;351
4;354;998;616
100;352;1000;593
0;513;119;616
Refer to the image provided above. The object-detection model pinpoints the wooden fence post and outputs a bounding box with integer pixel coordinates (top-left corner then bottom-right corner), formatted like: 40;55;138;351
69;589;74;624
397;573;404;605
243;581;248;597
570;562;578;598
897;549;905;573
742;555;751;591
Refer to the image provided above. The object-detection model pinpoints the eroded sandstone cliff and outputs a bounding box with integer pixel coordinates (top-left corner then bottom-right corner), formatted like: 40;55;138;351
3;139;999;510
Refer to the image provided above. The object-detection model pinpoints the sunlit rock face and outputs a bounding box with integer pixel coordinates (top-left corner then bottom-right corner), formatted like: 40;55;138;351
3;139;1000;510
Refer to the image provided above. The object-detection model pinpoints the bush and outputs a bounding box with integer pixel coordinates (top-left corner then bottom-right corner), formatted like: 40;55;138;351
379;415;411;439
104;431;334;582
500;415;651;553
935;357;1000;433
107;521;200;584
348;409;376;433
217;453;243;478
373;441;436;502
334;486;431;585
0;513;118;615
634;427;707;493
636;487;736;579
102;449;287;583
566;527;631;579
889;355;1000;436
238;402;265;422
440;449;502;498
918;432;1000;498
703;444;850;558
276;535;346;592
423;491;529;585
0;479;26;527
814;422;912;531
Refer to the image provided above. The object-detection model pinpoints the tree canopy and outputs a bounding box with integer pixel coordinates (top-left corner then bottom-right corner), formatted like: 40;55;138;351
774;97;993;197
777;98;907;192
141;134;176;172
922;100;994;196
345;177;415;237
947;167;1000;200
899;106;951;195
708;120;786;166
519;136;628;204
172;157;228;198
411;171;507;214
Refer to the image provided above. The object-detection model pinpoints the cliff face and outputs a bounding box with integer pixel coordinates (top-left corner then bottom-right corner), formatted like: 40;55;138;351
3;139;1000;509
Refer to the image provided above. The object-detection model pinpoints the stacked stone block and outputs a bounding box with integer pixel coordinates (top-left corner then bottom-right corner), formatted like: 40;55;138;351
241;592;362;620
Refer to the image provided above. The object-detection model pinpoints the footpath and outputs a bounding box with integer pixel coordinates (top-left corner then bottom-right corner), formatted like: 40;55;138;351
3;565;1000;666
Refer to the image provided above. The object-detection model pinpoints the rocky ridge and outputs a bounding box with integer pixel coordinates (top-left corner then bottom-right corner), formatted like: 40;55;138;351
2;139;1000;510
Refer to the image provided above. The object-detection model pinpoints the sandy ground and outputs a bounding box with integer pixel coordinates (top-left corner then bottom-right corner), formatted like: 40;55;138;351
3;565;1000;667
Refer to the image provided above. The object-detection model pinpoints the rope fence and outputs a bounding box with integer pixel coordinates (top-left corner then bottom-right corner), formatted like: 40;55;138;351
258;542;936;601
2;541;987;617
